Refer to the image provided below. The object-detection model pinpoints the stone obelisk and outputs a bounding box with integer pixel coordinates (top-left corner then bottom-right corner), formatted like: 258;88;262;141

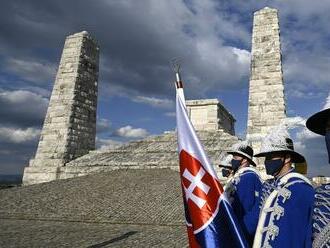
247;7;286;171
23;31;99;185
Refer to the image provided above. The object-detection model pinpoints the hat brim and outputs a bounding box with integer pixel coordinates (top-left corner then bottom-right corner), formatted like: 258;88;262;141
227;151;257;167
218;164;232;170
254;150;305;163
306;108;330;136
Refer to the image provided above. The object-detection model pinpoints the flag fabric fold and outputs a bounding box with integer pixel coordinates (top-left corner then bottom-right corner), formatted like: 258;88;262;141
176;85;248;248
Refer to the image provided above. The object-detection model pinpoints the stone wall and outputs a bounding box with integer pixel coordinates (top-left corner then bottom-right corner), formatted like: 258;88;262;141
247;7;286;169
23;31;99;185
186;99;235;135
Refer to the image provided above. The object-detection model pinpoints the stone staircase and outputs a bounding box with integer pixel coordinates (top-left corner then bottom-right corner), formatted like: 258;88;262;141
64;129;239;176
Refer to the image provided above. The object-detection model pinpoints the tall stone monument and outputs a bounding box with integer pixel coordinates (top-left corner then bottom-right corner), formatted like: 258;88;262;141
23;31;99;185
247;7;286;169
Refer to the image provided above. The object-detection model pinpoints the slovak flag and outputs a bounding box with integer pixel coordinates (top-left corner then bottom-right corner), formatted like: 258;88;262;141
175;79;248;248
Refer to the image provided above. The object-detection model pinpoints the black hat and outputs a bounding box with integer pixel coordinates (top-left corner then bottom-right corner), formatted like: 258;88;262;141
306;108;330;136
227;141;257;167
218;164;233;170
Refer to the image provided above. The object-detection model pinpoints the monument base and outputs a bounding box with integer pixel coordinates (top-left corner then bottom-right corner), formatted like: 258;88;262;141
23;166;61;185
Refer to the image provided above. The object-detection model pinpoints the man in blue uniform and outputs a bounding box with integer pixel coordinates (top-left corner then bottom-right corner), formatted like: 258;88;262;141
224;141;263;245
306;98;330;247
253;127;315;248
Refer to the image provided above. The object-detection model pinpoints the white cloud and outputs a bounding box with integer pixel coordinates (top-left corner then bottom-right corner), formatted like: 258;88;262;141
132;96;174;109
4;58;56;84
232;47;251;65
293;127;329;177
281;116;306;128
286;88;325;100
283;54;330;92
96;137;123;150
96;118;112;133
323;91;330;109
296;128;320;140
164;112;176;117
0;89;48;105
113;125;149;138
0;126;40;143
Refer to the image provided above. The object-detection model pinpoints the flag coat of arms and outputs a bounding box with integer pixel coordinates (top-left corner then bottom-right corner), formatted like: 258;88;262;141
175;75;248;248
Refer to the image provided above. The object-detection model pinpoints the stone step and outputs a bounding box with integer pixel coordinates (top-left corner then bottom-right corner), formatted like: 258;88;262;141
66;130;238;167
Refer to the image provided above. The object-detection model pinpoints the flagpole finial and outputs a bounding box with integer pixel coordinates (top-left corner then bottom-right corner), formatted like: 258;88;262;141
170;58;181;73
170;58;183;88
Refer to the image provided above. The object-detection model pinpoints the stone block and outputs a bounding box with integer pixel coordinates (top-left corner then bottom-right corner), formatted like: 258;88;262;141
22;166;61;185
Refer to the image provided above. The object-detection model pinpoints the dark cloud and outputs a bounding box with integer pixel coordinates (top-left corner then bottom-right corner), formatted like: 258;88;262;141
0;0;251;100
3;58;56;85
0;89;48;128
0;0;329;99
0;131;39;175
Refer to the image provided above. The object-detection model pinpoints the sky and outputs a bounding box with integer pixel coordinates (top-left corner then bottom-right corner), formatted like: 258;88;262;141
0;0;329;177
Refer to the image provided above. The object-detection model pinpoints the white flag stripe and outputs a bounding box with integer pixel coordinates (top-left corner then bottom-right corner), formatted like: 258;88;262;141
177;88;186;107
176;88;218;179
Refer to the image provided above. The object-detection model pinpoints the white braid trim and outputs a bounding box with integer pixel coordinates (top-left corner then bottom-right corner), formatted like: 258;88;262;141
253;190;278;248
253;172;312;248
225;167;262;192
277;172;312;187
224;176;234;192
236;166;262;178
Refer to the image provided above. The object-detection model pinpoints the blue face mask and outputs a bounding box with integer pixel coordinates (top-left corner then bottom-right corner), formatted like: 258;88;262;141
222;169;231;177
231;159;241;172
325;131;330;164
265;158;284;176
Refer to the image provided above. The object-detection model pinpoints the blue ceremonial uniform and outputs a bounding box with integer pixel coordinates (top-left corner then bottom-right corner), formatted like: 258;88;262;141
253;171;315;248
313;183;330;247
225;167;263;244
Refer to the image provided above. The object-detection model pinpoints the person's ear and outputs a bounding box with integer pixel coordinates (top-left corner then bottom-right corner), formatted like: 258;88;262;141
284;154;291;164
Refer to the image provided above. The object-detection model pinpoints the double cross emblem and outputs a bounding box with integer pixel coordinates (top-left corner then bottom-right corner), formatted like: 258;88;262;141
183;167;210;209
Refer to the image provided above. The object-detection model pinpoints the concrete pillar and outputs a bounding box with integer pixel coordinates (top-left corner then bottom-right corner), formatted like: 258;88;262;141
23;31;99;185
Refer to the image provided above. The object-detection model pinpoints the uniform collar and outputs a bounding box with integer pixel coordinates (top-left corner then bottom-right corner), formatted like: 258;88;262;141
275;167;294;184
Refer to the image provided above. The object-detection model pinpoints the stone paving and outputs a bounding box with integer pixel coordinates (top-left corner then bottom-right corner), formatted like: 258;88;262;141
0;169;188;247
0;220;186;248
